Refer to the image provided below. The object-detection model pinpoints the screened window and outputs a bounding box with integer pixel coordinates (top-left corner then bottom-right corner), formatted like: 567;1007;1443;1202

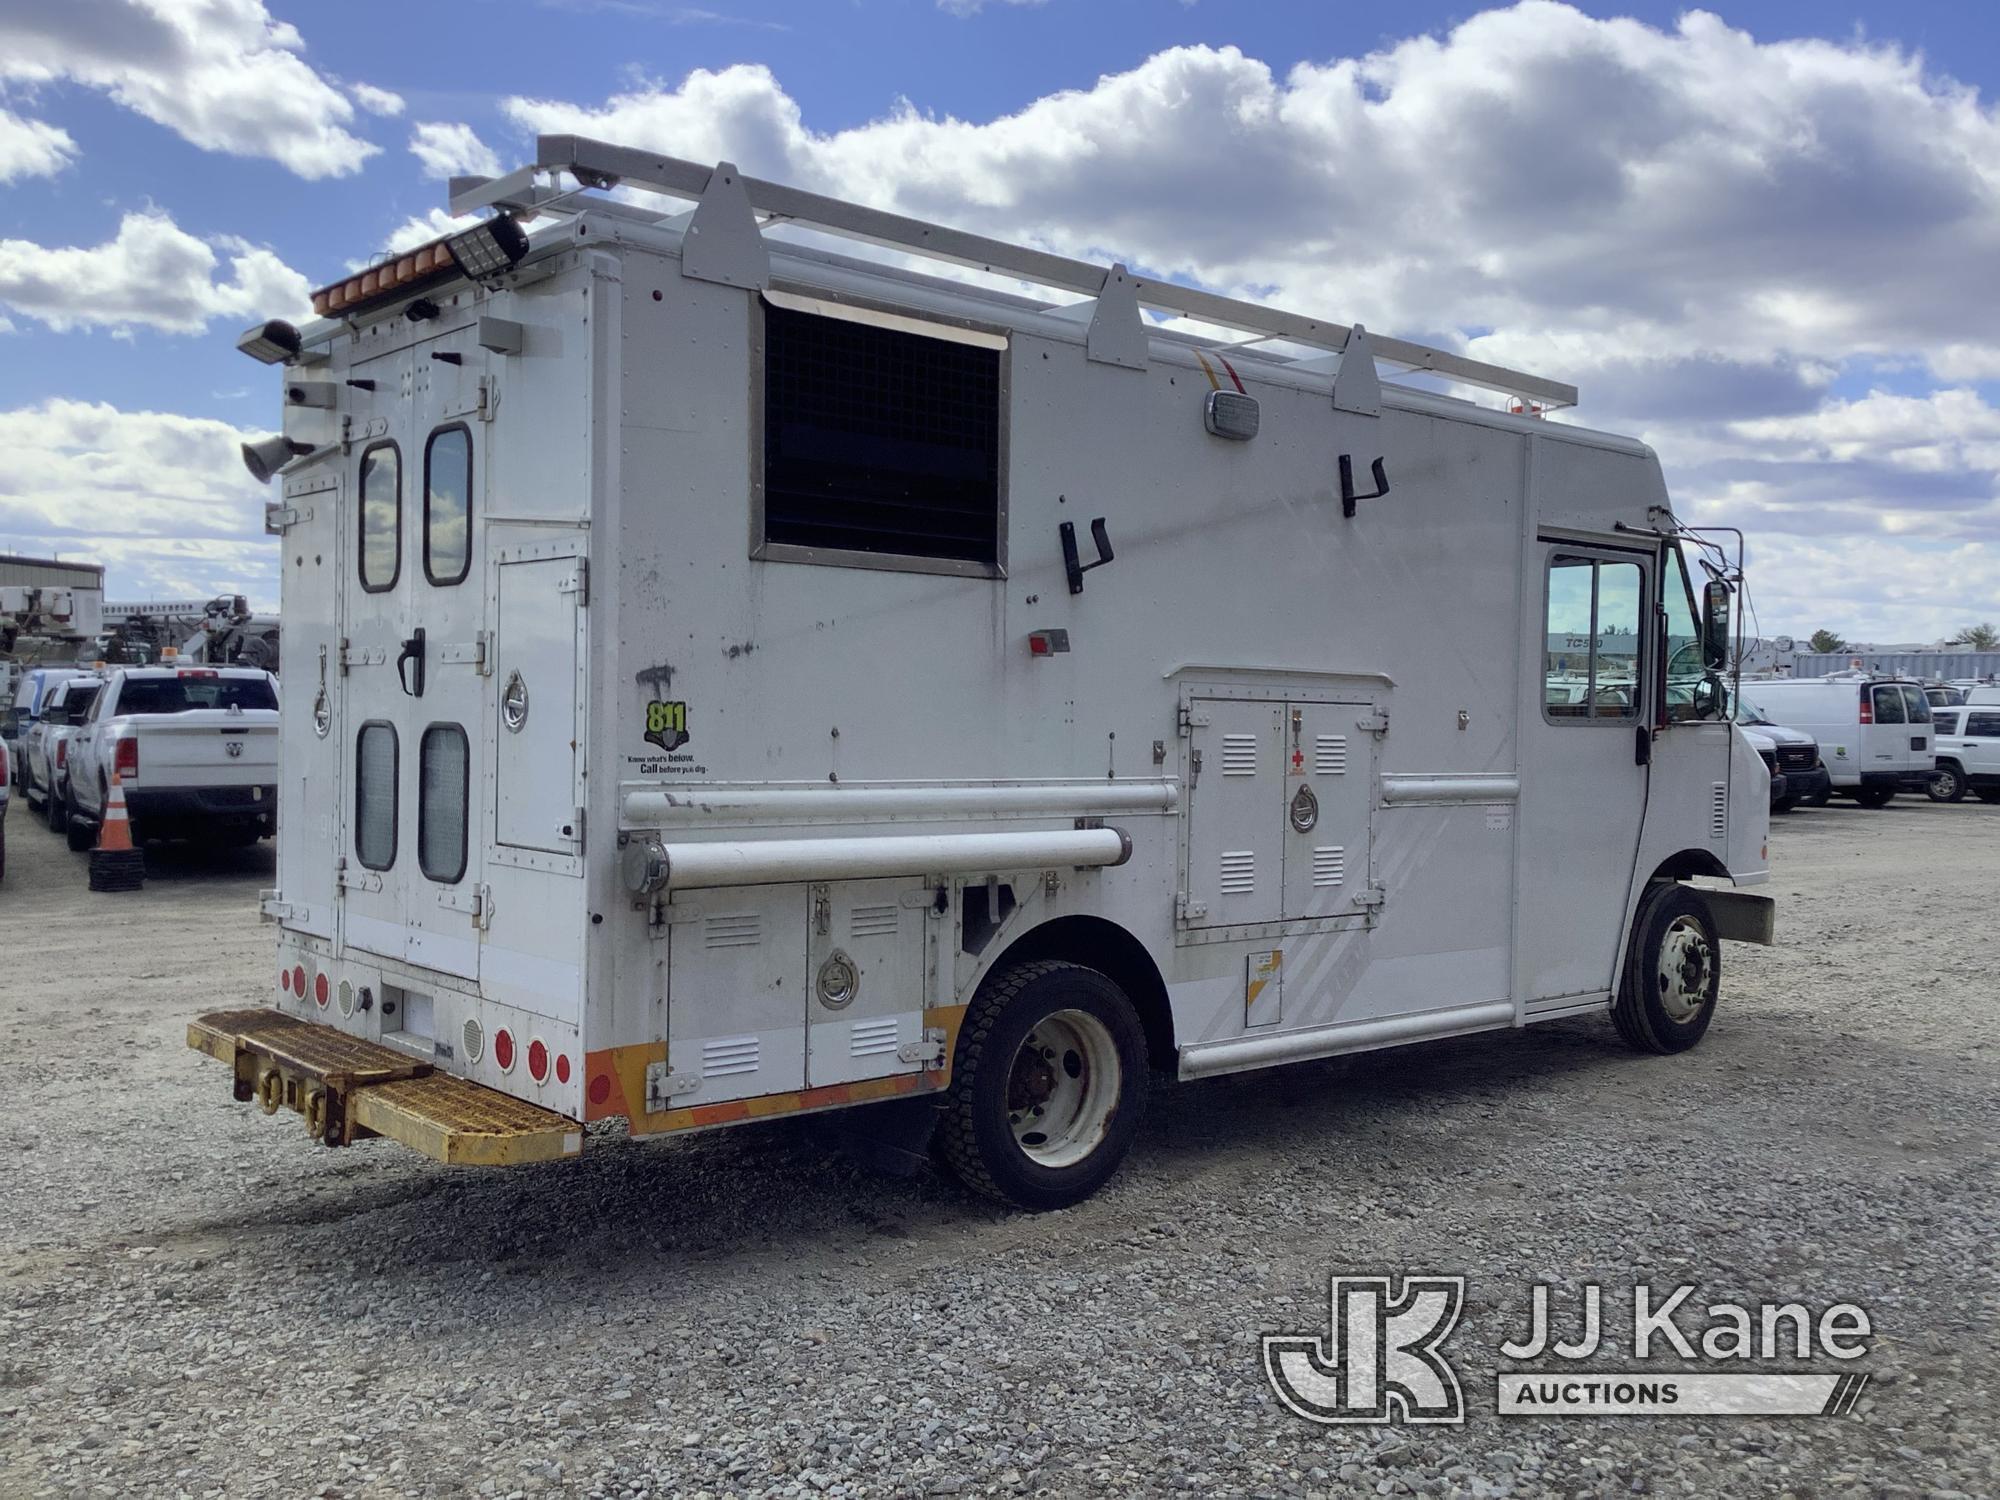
355;721;398;871
760;301;1003;571
424;426;472;586
1544;555;1642;721
359;442;401;592
418;724;469;883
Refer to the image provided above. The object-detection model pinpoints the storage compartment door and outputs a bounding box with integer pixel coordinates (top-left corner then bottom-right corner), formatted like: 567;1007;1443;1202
493;544;583;857
667;886;810;1106
1182;699;1284;928
806;879;928;1088
1281;702;1376;923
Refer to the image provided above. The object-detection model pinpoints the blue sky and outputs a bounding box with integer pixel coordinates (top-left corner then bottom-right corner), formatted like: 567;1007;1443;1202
3;0;1999;640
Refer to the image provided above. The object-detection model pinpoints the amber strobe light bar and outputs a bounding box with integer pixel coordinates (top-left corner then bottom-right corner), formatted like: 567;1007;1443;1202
310;215;531;318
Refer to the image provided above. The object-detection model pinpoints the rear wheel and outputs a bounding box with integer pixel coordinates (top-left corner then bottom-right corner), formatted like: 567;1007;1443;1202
1851;786;1895;808
1928;764;1968;803
1613;882;1720;1055
936;960;1147;1211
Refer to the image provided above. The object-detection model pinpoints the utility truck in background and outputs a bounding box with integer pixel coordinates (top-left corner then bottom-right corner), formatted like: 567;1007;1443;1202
199;140;1774;1208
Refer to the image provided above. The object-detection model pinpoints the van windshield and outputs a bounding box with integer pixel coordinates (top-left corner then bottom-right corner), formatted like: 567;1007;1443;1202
118;676;278;714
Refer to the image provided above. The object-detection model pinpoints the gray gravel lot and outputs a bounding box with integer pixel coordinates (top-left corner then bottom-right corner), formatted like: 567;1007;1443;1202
0;797;1994;1499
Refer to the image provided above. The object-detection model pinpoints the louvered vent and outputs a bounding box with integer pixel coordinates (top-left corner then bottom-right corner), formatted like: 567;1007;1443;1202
702;1036;760;1077
849;1017;901;1058
1312;846;1346;888
849;904;900;939
1221;734;1259;776
1219;851;1257;894
1711;783;1729;841
1314;735;1348;775
705;913;762;950
762;303;1000;565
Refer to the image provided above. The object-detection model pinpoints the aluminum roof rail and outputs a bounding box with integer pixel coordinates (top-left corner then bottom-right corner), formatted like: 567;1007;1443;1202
451;136;1577;411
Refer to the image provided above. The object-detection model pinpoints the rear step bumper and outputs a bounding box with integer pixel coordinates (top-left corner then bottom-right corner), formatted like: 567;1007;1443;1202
189;1008;581;1166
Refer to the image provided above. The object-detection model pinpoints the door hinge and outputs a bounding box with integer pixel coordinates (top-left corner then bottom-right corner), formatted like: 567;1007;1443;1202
1178;702;1211;736
560;558;589;606
560;805;585;850
439;883;494;929
263;502;304;535
645;1061;702;1110
1357;709;1390;737
1352;883;1386;911
336;862;383;895
476;374;498;422
340;413;354;453
338;639;385;672
436;632;492;674
812;883;831;936
258;889;298;924
1176;892;1209;923
897;1028;948;1067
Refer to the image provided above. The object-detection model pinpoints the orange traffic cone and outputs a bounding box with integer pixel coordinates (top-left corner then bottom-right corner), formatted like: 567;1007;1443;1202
89;769;145;892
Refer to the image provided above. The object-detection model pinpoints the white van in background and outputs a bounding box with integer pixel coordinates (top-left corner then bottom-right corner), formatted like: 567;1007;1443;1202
1741;676;1934;807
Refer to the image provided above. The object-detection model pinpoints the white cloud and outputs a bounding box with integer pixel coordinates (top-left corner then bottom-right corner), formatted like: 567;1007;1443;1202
408;120;502;181
0;399;278;605
349;81;405;117
0;211;311;335
0;0;377;178
0;104;76;181
937;0;1048;15
503;5;2000;641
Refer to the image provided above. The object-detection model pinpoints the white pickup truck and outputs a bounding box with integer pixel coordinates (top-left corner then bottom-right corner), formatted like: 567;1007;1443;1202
65;666;280;850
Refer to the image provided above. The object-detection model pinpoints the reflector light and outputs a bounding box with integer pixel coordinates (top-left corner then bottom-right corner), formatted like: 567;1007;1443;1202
493;1028;516;1073
292;964;307;996
280;967;291;994
554;1053;572;1085
527;1038;550;1084
588;1073;612;1107
314;972;330;1007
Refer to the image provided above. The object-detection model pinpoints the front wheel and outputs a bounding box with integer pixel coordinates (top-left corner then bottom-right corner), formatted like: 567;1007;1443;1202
1927;765;1968;803
936;960;1147;1211
1612;882;1720;1055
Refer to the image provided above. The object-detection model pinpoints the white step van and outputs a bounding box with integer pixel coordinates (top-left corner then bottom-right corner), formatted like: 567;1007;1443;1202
1739;676;1934;808
196;139;1775;1208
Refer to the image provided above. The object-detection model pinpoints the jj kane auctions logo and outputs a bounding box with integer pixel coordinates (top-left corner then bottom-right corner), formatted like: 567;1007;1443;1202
1265;1276;1873;1424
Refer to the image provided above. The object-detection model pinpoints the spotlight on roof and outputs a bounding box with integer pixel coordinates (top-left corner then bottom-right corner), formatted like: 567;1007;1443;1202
445;216;531;280
241;435;314;484
236;319;303;365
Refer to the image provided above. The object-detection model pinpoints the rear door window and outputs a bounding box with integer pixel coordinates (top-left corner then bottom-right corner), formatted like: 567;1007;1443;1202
359;441;402;592
1871;686;1906;724
1900;686;1932;724
355;722;398;871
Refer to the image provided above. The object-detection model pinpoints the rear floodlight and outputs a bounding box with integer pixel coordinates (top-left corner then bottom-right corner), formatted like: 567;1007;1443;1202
446;216;531;280
236;319;303;365
241;435;313;484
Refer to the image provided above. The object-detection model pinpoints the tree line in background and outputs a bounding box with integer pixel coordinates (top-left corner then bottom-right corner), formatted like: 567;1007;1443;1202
1806;625;1998;654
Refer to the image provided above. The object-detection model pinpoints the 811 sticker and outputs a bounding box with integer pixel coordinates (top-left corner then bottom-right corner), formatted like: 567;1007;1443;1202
645;699;690;751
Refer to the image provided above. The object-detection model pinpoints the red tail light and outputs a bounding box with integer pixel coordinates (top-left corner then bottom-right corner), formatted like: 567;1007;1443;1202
527;1039;550;1084
493;1028;516;1073
114;737;139;777
55;741;66;769
1857;686;1872;725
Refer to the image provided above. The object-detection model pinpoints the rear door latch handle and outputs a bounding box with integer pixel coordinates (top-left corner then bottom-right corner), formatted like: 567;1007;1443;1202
396;627;427;698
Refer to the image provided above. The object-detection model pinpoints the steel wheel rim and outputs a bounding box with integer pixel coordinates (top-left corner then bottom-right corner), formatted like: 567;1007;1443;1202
1657;915;1713;1023
1006;1008;1120;1169
1934;769;1959;798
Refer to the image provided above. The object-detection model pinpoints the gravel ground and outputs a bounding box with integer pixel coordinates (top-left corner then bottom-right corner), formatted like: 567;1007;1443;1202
0;795;1994;1500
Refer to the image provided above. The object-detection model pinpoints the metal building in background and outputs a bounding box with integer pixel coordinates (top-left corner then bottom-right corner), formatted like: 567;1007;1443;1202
0;553;103;592
1787;651;2000;682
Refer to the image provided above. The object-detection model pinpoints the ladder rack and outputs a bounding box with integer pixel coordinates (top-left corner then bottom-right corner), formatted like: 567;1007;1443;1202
450;136;1577;411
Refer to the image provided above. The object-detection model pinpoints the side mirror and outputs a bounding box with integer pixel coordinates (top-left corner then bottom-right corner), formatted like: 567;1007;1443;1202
1702;580;1732;671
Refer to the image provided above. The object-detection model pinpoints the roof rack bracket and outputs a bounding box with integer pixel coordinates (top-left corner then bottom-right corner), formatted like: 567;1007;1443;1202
1332;323;1383;418
1085;264;1148;371
680;161;770;292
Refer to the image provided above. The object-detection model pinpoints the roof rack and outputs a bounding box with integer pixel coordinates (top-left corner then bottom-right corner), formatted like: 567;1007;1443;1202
450;136;1577;411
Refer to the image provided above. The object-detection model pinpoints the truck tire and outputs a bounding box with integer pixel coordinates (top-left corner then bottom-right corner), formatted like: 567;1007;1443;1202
936;959;1147;1211
0;812;7;882
46;783;66;834
1927;763;1968;803
1978;788;2000;805
1851;786;1895;808
1612;882;1719;1056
